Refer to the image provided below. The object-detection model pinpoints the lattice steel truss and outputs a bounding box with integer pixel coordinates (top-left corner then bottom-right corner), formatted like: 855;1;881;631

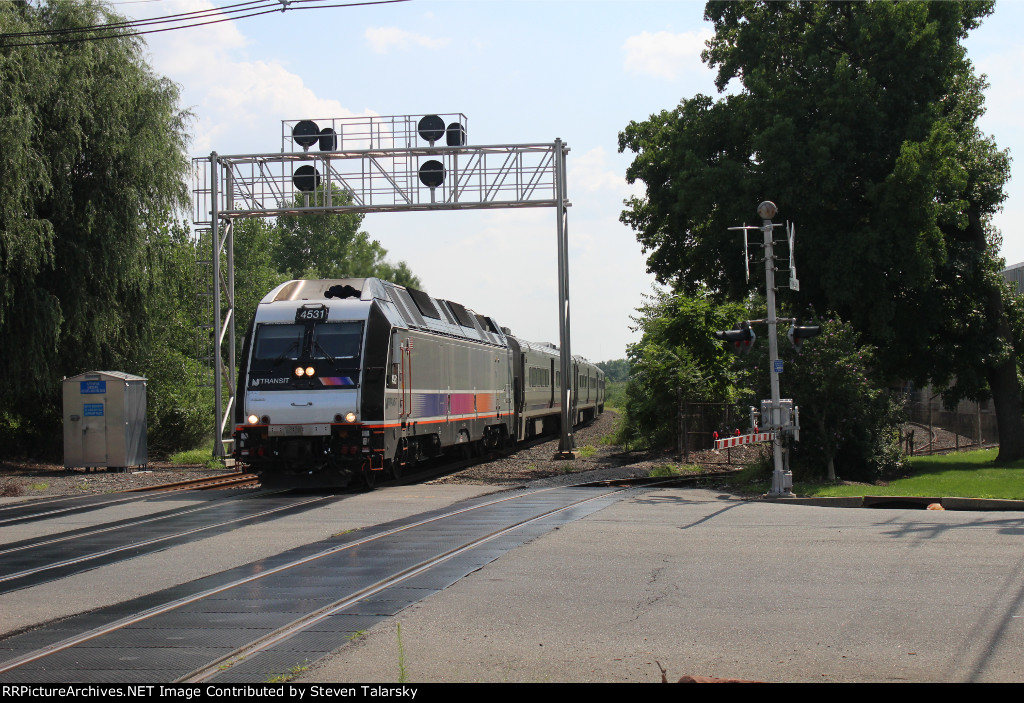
193;114;575;458
193;143;561;219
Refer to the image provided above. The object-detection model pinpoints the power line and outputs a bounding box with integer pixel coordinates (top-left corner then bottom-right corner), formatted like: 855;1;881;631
3;1;275;40
0;0;409;48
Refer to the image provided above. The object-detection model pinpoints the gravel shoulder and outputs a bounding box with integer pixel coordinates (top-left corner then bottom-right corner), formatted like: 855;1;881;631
0;459;221;499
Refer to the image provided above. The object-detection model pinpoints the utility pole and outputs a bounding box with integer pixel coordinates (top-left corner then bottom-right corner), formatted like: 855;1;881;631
718;202;818;497
757;201;792;497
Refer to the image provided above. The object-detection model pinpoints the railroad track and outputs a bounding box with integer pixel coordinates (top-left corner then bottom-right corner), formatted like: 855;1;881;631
0;479;652;683
0;473;263;527
124;472;261;492
0;489;335;595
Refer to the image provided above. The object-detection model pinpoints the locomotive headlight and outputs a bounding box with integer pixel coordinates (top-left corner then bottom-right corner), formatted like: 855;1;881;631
247;414;259;425
345;412;356;423
295;366;305;377
305;366;315;377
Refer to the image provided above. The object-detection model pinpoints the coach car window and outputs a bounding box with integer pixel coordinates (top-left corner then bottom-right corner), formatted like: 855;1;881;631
253;324;304;361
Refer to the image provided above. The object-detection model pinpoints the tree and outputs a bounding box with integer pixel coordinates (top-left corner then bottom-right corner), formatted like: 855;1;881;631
782;319;904;482
232;217;291;352
623;289;749;448
619;1;1024;461
0;1;191;451
596;359;631;383
139;222;213;452
274;187;420;287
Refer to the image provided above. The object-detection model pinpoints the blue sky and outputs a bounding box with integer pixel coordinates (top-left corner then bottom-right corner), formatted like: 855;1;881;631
126;0;1024;362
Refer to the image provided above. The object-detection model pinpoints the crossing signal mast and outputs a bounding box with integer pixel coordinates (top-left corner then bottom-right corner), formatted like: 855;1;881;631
714;201;819;497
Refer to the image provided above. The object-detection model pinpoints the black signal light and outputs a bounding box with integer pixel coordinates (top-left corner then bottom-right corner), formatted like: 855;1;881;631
787;321;821;353
714;321;756;355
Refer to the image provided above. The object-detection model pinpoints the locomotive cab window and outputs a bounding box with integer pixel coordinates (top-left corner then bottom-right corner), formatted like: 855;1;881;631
312;321;363;360
253;324;304;361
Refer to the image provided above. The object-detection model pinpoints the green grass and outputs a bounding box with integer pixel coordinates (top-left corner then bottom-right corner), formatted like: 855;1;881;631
796;449;1024;500
598;408;651;453
265;661;309;683
169;447;225;471
649;464;678;478
577;445;597;458
648;463;703;478
396;622;408;684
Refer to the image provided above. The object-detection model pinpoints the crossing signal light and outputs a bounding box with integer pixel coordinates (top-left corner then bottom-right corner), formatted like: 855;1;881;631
788;321;821;352
714;321;756;355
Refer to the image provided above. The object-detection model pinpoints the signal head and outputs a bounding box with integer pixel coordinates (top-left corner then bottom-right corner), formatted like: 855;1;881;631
292;120;320;150
787;322;821;353
714;321;756;355
757;201;778;220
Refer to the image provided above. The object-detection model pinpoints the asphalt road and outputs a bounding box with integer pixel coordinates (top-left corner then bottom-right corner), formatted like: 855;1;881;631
2;484;1022;683
298;486;1024;683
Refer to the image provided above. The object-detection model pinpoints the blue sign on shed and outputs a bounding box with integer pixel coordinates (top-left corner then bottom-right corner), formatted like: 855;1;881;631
83;403;104;417
80;380;106;394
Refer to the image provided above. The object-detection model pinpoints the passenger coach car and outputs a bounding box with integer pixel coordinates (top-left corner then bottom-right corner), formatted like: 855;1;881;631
233;278;603;486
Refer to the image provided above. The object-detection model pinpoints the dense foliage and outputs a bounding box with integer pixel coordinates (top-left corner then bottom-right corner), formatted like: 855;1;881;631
619;0;1023;464
622;289;750;449
0;1;190;452
272;187;419;286
779;320;905;482
595;359;630;383
140;222;213;452
0;3;419;456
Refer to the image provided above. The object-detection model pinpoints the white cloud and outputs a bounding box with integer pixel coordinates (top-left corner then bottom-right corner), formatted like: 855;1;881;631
135;0;248;69
131;2;378;156
197;61;376;154
569;146;637;195
364;26;450;54
622;29;712;80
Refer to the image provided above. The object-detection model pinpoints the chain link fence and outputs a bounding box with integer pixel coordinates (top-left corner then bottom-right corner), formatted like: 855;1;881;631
675;398;766;466
902;390;998;455
676;391;998;464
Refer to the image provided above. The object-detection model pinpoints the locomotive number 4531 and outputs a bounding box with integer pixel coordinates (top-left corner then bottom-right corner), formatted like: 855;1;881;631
296;305;328;322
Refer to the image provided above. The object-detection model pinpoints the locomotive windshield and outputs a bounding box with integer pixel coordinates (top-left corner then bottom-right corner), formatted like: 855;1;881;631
312;321;362;360
253;324;304;362
247;320;364;390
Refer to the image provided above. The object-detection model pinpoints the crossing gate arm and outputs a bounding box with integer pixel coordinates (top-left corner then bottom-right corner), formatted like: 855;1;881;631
714;432;775;450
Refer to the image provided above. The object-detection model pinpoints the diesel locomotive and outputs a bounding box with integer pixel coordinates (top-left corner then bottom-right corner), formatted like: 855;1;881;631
233;278;604;486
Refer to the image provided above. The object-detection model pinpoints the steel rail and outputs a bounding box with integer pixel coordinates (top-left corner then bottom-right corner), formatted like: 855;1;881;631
0;480;647;676
0;473;260;527
179;483;632;682
0;493;145;526
133;473;261;492
0;487;287;560
0;492;328;589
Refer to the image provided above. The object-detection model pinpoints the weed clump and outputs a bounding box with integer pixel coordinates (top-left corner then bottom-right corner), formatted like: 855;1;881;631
0;480;24;497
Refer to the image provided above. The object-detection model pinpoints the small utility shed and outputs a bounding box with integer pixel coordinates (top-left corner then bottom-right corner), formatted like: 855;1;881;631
63;371;148;471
